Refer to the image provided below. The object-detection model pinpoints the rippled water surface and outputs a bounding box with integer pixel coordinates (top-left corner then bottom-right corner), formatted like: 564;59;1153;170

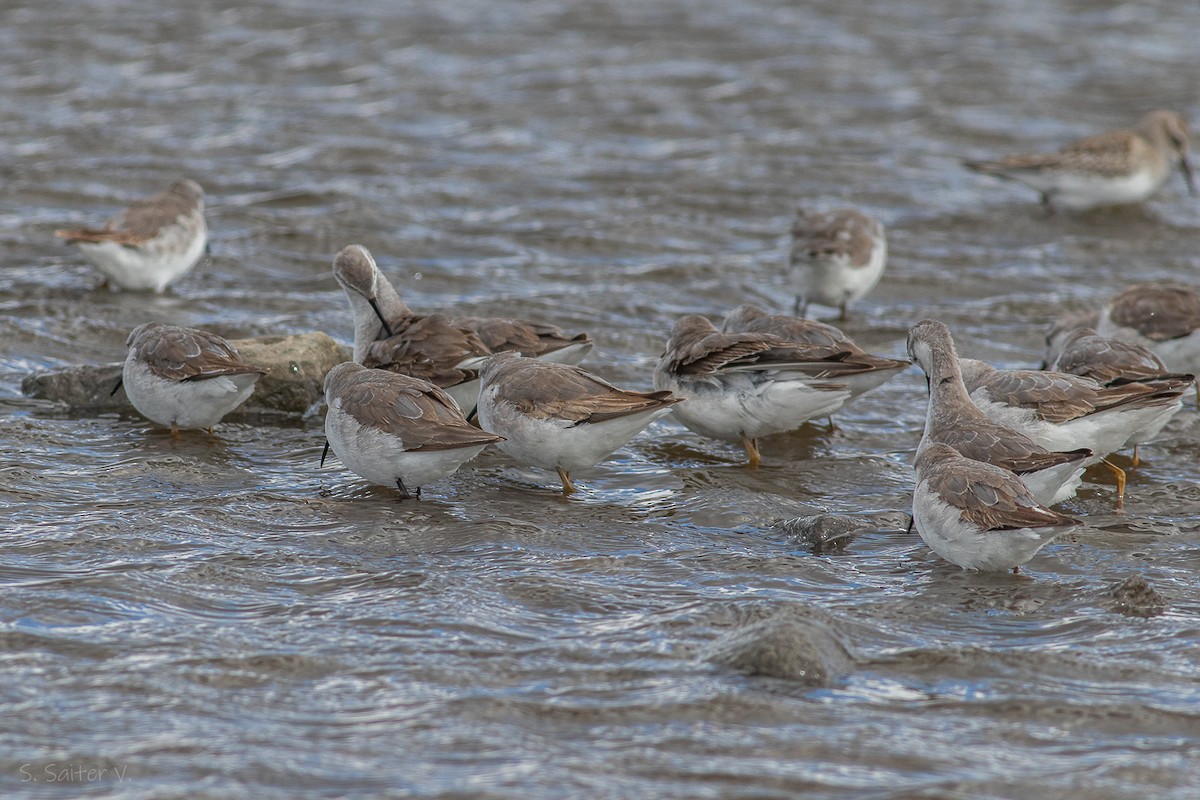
3;1;1200;797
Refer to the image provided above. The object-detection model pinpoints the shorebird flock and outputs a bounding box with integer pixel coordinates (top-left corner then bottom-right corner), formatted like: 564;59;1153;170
52;109;1199;573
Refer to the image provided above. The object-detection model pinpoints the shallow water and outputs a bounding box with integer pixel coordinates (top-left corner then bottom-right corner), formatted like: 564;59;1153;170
3;0;1200;797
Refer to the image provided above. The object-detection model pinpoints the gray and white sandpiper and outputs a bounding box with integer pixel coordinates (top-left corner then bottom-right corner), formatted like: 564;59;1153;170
788;208;887;320
1044;319;1195;468
958;357;1190;503
333;245;493;412
1044;317;1190;386
722;303;909;404
120;322;267;434
322;361;503;499
964;110;1195;210
913;442;1081;573
477;351;681;495
332;245;593;411
654;315;852;465
56;179;207;292
907;319;1090;507
1094;282;1200;377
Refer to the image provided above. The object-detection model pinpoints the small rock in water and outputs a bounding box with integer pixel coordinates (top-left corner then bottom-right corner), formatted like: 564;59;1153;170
21;362;126;412
701;606;854;686
774;510;910;554
230;334;350;414
1106;574;1167;618
21;332;350;417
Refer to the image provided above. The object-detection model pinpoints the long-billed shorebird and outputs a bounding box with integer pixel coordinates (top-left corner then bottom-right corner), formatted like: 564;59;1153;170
789;208;887;319
654;315;852;465
120;322;266;434
907;319;1090;507
476;352;681;494
333;245;493;411
332;245;593;411
964;110;1195;210
322;362;502;499
56;179;207;292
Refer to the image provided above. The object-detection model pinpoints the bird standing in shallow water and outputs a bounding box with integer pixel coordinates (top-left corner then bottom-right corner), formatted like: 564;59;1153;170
332;245;493;412
56;179;208;292
1042;316;1178;386
906;319;1091;507
655;314;852;466
1043;318;1196;469
788;208;887;320
332;244;593;412
964;110;1195;211
722;303;909;404
120;322;267;435
322;362;502;499
958;357;1190;506
477;352;681;495
913;442;1081;573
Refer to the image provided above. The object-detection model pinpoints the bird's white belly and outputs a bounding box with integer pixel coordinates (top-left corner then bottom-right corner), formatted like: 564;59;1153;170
122;359;258;430
325;405;485;488
477;388;672;472
79;223;205;292
1035;168;1162;210
660;373;849;442
913;484;1059;571
792;240;886;308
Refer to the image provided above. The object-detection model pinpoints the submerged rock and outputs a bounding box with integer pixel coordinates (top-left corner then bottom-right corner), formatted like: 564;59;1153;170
701;606;854;686
1106;574;1167;618
774;510;911;554
21;332;350;417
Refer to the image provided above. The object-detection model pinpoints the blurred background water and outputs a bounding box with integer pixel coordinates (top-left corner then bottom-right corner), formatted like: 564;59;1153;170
2;1;1199;797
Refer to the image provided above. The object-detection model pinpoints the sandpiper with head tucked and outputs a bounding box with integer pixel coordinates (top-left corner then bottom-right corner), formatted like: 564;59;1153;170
964;110;1195;210
906;319;1090;507
477;352;680;494
120;322;267;434
453;316;593;366
1044;319;1188;386
960;358;1189;453
788;208;887;320
654;314;852;465
1043;318;1195;468
56;179;207;292
722;303;909;403
958;357;1190;503
1094;282;1200;377
913;442;1081;573
322;361;502;499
